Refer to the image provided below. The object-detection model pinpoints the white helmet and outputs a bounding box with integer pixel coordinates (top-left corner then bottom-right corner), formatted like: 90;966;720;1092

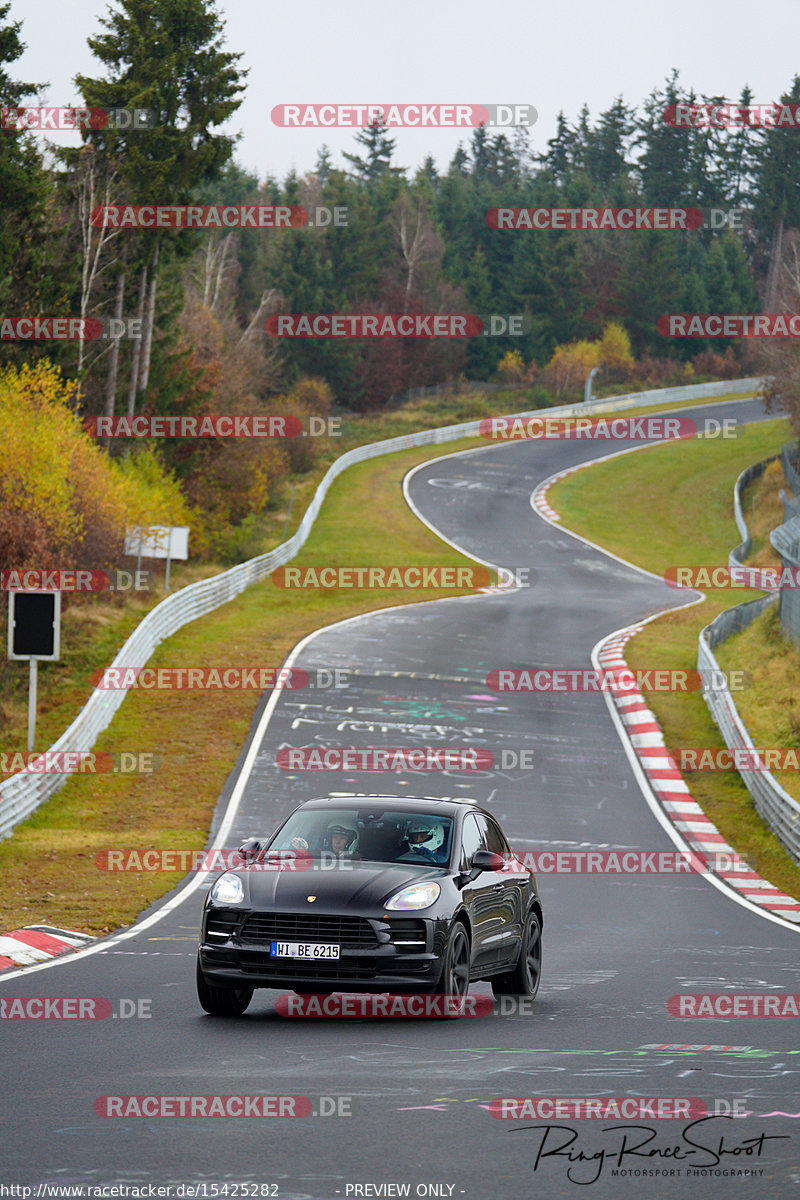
405;819;442;853
327;822;357;851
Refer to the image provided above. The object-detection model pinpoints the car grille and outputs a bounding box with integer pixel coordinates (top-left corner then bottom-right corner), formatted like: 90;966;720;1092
240;912;378;948
384;919;428;953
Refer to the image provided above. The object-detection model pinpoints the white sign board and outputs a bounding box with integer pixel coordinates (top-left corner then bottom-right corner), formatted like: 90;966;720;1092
125;526;189;560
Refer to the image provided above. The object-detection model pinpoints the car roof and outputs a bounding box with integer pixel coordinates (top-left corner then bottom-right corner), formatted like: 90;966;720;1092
297;794;485;817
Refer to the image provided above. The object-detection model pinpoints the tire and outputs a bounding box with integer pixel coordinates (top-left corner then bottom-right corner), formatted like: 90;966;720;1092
433;922;471;1018
491;909;542;999
196;957;253;1016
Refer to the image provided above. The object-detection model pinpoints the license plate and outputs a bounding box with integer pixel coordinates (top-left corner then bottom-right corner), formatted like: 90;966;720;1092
270;941;340;960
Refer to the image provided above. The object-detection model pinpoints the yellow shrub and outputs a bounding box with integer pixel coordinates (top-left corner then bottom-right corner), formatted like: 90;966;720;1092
0;362;194;573
598;322;635;373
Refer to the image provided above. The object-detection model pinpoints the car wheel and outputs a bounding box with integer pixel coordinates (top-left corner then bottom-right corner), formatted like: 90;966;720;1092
196;957;253;1016
491;910;541;999
433;922;471;1018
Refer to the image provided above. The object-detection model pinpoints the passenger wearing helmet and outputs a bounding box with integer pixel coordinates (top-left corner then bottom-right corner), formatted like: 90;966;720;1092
399;819;447;863
326;823;360;859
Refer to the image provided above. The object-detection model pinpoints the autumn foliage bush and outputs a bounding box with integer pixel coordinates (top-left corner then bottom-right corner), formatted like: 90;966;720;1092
539;322;635;400
0;361;192;585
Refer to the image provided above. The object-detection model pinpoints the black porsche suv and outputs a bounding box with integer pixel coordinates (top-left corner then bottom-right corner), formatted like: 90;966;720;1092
197;795;542;1017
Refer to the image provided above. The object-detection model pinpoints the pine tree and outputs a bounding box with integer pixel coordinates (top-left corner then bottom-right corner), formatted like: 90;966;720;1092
75;0;246;407
343;120;399;187
636;71;698;205
315;145;333;188
751;75;800;307
588;97;635;191
0;3;63;339
540;111;577;187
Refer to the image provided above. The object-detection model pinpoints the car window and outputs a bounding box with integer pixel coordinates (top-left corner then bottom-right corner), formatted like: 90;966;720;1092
266;808;453;866
460;813;486;870
483;816;510;856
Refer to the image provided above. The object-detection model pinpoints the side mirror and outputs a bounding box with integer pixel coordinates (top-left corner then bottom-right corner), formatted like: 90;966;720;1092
471;849;505;874
237;837;263;863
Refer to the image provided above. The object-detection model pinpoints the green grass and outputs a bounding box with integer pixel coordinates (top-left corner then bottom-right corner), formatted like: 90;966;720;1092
549;416;800;901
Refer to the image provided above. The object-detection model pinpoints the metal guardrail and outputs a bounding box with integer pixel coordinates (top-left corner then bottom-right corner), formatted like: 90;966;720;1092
782;439;800;495
699;456;800;863
770;514;800;649
0;375;764;839
729;457;776;567
779;441;800;520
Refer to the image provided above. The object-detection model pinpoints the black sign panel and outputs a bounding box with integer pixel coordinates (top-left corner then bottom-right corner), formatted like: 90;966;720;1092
10;592;57;657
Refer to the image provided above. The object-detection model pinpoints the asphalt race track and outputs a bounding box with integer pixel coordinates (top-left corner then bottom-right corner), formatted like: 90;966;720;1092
2;395;799;1200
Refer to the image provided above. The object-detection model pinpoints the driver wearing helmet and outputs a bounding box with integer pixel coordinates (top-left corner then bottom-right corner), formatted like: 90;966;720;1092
326;822;360;859
400;819;447;863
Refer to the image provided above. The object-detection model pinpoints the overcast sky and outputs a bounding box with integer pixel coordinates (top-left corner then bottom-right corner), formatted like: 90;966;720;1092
12;0;800;182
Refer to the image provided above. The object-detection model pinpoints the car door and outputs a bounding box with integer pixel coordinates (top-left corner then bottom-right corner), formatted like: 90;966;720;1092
482;815;525;967
458;812;506;972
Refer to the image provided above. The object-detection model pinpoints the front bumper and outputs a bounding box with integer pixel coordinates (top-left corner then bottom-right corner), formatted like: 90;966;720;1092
199;907;449;993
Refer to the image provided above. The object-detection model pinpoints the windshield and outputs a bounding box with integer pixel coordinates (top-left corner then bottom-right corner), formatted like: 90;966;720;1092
266;807;453;867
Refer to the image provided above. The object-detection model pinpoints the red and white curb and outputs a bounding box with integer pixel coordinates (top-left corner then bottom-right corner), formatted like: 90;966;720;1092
532;470;570;522
0;925;94;971
597;631;800;923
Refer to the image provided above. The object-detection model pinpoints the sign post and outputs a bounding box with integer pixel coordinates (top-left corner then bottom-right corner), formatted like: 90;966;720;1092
7;590;61;752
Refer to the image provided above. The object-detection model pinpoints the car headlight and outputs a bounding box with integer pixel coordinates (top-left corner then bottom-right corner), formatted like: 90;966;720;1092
210;872;244;904
385;881;441;911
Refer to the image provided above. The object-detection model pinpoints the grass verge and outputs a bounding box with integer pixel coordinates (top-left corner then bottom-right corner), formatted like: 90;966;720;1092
549;416;800;900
